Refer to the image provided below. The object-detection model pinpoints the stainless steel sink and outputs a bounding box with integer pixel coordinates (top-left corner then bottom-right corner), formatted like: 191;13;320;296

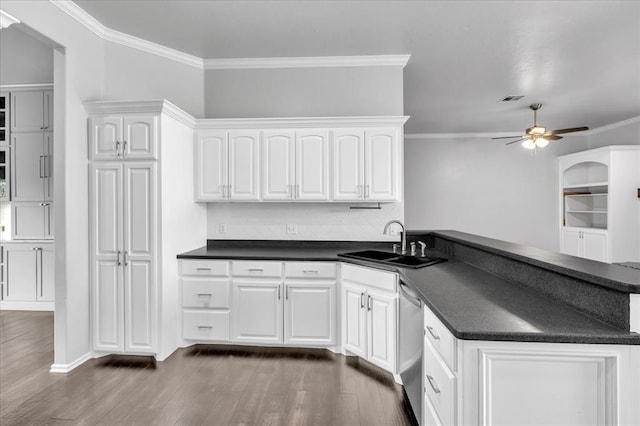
338;250;446;269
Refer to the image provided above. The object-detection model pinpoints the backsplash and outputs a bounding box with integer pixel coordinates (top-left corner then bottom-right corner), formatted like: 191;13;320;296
207;202;404;241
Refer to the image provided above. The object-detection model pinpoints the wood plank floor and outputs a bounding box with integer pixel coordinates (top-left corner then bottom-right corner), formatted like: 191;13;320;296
0;311;416;425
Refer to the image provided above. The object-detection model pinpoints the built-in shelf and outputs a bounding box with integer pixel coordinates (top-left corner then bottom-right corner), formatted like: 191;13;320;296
566;210;607;214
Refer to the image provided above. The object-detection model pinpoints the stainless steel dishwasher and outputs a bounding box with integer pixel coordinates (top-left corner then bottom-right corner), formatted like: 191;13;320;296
399;281;424;424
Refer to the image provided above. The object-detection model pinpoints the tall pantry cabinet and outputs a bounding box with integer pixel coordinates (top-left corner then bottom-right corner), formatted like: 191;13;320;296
86;100;206;360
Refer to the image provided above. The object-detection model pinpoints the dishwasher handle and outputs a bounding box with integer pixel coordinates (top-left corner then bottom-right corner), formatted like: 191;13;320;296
400;282;422;308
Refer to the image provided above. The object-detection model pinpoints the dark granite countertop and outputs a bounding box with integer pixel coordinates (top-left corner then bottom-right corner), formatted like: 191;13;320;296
177;235;640;345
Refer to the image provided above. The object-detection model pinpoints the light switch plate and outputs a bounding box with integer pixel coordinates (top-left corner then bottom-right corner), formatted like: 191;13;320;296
218;224;227;234
286;224;297;235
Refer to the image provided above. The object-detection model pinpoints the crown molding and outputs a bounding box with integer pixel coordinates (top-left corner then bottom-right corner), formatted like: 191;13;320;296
195;116;410;130
0;83;54;90
83;99;196;127
585;115;640;136
405;132;522;140
50;1;408;70
203;54;411;70
50;0;204;68
1;8;21;29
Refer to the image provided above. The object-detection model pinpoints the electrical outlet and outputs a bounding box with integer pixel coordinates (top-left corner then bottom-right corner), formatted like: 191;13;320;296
218;224;227;234
286;224;297;235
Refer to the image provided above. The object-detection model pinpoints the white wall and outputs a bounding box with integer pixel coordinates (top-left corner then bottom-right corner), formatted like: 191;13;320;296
405;120;640;252
103;42;205;118
0;25;53;84
204;67;403;118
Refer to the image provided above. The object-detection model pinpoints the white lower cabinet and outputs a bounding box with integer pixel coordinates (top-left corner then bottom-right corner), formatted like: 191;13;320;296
232;280;283;343
0;242;54;309
341;263;398;374
561;228;608;262
422;304;639;426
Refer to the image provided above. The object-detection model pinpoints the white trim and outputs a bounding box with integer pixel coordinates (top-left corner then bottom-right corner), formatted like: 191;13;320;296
0;301;54;311
203;55;411;70
50;1;408;71
0;9;21;29
49;352;92;373
83;99;196;127
585;116;640;136
0;83;54;90
405;132;522;140
194;116;409;130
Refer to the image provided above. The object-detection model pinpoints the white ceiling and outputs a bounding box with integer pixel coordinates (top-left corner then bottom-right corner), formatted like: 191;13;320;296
73;0;640;135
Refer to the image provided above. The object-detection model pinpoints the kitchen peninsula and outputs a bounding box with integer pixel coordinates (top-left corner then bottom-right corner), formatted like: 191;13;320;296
177;230;640;425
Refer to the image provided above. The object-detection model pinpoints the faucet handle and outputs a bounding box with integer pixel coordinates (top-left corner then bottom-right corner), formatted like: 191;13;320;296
410;242;417;256
418;241;427;257
392;243;399;253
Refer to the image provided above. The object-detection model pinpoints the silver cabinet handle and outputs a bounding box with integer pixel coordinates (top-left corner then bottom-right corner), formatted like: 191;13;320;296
302;270;318;274
248;268;263;272
38;248;43;297
285;285;288;300
426;325;440;340
124;251;129;267
196;267;211;271
197;325;213;329
115;140;121;157
39;156;44;178
426;375;441;394
116;250;121;266
367;295;372;311
360;292;365;308
196;293;212;297
122;140;127;158
278;286;281;300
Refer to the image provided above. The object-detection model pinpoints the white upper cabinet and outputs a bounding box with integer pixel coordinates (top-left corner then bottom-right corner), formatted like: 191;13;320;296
333;127;401;201
296;129;330;201
333;129;365;201
89;115;157;161
195;129;260;201
228;130;260;201
11;90;52;132
262;130;295;200
194;117;406;203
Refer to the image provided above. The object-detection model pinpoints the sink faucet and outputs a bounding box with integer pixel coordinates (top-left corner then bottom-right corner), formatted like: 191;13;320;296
383;220;407;254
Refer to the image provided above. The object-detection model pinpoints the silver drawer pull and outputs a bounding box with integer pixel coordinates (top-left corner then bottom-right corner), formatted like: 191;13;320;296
196;293;212;297
426;326;440;340
248;268;264;272
196;267;212;271
302;270;319;274
426;375;441;394
197;325;213;329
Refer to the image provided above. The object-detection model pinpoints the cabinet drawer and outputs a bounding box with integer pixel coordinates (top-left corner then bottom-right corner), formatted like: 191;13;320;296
341;263;397;292
424;306;456;371
285;262;337;279
183;311;229;341
232;261;282;278
182;279;230;309
424;340;456;426
423;393;443;426
181;260;229;277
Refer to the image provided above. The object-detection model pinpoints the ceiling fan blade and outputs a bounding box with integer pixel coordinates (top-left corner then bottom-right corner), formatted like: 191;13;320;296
505;137;528;146
543;134;563;140
547;126;589;135
492;135;525;140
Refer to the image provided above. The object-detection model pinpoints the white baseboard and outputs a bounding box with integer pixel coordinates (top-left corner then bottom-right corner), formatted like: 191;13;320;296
0;301;54;311
50;352;92;374
393;373;403;385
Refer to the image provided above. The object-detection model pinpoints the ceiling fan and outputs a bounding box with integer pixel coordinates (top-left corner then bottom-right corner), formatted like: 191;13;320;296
493;104;589;149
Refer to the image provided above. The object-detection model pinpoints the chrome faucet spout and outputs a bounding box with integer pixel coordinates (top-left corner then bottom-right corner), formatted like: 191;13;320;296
383;220;407;254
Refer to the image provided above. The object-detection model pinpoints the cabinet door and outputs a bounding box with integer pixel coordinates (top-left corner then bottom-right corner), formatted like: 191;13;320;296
43;132;53;201
123;163;155;353
194;130;227;201
37;245;54;302
11;132;44;201
365;128;400;201
583;231;608;262
262;130;295;200
3;245;37;301
333;129;364;201
342;282;367;358
123;116;157;160
296;129;330;201
367;290;397;373
228;130;260;200
90;164;124;352
11;203;45;240
561;229;582;258
232;281;282;343
43;91;53;131
11;91;44;132
89;117;123;161
284;282;335;345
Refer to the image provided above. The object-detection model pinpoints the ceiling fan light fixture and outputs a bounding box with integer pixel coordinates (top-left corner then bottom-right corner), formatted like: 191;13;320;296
522;139;536;150
526;126;546;135
536;137;549;148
